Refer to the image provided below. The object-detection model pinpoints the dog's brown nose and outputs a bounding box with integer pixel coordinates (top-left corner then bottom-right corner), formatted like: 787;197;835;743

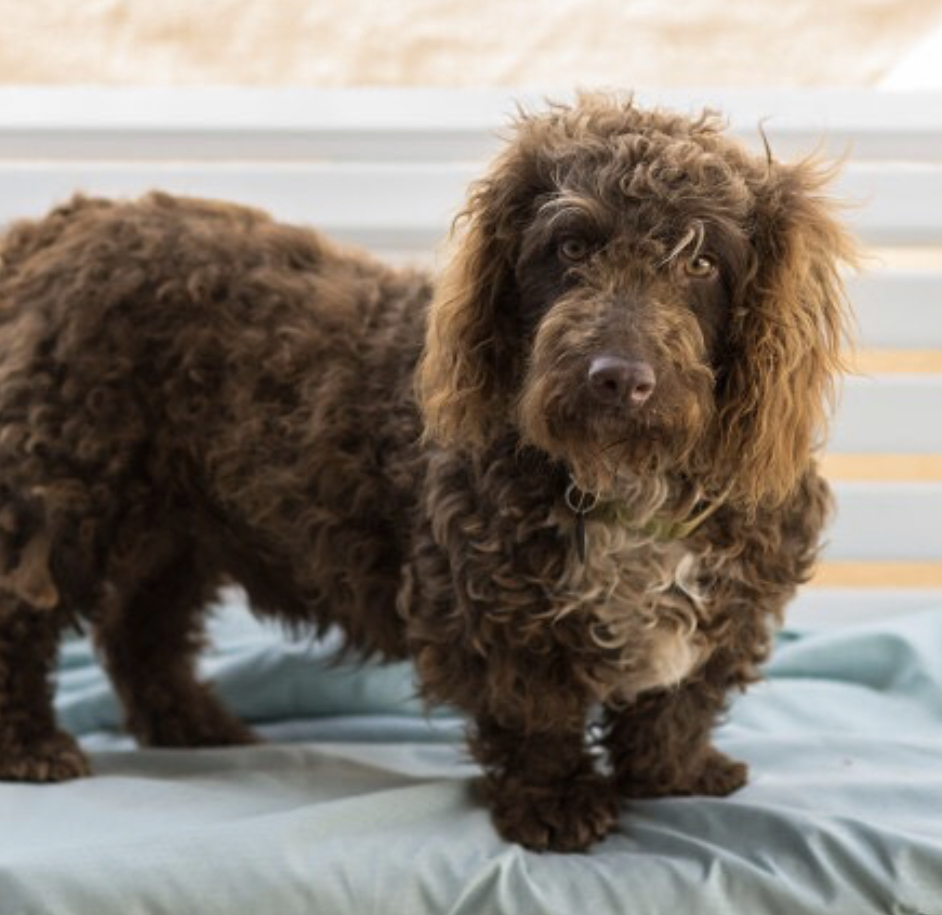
588;356;656;406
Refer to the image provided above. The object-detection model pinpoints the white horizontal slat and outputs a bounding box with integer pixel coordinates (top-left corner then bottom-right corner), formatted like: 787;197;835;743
0;88;942;163
826;482;942;560
1;160;941;252
787;588;942;629
0;162;474;252
830;376;942;454
847;270;942;349
646;89;942;162
837;164;942;246
0;88;508;163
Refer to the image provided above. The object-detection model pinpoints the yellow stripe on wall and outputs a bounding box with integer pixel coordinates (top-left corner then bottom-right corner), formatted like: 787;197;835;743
812;562;942;588
851;350;942;374
822;454;942;481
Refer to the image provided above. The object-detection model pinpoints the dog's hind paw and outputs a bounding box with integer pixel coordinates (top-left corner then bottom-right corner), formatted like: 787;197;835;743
0;730;90;782
130;702;258;749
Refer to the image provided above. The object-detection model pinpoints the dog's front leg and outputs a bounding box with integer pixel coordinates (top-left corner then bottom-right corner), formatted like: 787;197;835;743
405;560;621;850
603;471;831;800
406;449;624;850
469;713;620;852
604;674;747;799
409;623;621;850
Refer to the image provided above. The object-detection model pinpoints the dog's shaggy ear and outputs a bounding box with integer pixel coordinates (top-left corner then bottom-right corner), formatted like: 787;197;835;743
717;157;856;510
416;142;539;448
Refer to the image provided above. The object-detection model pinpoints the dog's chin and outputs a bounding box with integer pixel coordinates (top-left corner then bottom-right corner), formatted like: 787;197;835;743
520;405;698;497
565;430;677;497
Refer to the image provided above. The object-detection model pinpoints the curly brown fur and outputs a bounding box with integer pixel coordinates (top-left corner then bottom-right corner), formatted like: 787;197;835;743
0;94;853;852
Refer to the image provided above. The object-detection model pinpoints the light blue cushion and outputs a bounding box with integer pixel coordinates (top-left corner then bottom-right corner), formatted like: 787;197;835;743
1;593;940;914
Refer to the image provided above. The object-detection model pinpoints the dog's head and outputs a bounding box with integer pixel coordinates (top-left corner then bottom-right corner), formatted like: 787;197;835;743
417;94;855;510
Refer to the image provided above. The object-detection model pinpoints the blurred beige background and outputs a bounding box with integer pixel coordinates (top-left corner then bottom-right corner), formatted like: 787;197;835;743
1;0;941;86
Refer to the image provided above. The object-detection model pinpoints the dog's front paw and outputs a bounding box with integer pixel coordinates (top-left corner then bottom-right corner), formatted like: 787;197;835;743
486;773;620;853
688;747;748;797
0;730;90;782
617;746;748;798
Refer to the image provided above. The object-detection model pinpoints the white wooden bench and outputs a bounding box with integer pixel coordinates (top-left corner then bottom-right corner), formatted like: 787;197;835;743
0;87;938;628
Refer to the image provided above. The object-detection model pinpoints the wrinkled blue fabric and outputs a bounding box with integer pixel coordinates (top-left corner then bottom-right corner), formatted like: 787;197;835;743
1;594;940;915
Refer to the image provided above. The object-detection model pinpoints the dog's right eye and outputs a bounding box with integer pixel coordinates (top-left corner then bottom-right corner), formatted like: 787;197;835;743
558;238;590;263
684;254;718;280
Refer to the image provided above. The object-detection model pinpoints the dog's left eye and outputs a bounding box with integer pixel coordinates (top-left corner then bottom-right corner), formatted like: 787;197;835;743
558;238;590;263
684;255;718;279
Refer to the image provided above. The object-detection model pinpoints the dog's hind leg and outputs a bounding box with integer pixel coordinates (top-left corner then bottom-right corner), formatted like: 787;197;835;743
95;537;256;749
0;597;90;781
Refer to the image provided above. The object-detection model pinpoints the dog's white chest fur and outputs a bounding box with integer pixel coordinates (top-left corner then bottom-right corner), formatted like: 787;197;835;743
557;521;714;703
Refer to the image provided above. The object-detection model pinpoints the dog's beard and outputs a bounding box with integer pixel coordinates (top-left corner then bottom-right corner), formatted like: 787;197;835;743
515;370;714;499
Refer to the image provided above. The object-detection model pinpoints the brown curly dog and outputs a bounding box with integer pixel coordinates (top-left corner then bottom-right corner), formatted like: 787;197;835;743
0;94;853;852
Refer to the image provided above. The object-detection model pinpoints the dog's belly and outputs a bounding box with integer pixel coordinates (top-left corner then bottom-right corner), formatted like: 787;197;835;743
195;453;418;661
213;513;412;660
